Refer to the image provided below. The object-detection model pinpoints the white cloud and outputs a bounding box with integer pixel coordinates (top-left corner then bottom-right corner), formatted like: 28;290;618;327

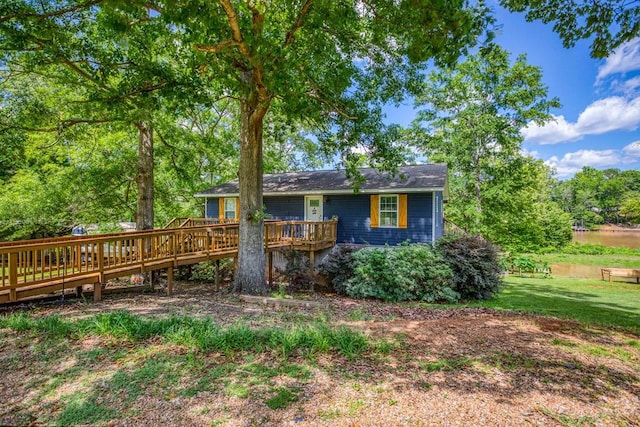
575;97;640;134
521;115;581;144
622;76;640;94
546;144;640;178
523;96;640;144
597;38;640;81
546;149;623;177
623;141;640;157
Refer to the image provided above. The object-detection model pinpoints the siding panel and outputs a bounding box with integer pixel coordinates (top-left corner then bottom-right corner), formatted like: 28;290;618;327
205;193;437;245
206;198;219;218
264;196;304;220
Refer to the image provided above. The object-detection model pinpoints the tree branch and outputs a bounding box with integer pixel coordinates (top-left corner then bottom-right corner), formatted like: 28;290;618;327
218;0;252;59
195;39;241;54
284;0;314;48
0;0;104;23
0;118;114;133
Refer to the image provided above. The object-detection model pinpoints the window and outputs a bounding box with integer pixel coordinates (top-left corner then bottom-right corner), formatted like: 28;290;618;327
224;198;236;219
379;195;398;227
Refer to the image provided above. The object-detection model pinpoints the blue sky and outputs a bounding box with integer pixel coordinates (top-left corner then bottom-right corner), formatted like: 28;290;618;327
384;4;640;179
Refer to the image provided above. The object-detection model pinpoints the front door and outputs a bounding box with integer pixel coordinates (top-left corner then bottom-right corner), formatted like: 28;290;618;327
304;195;323;221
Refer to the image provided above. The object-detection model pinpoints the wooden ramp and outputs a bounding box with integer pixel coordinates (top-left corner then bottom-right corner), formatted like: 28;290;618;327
0;220;337;304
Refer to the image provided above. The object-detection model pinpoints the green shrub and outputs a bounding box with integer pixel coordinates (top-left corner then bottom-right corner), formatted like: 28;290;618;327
436;235;502;300
316;244;359;294
189;259;234;282
346;244;457;303
509;255;550;277
277;248;315;292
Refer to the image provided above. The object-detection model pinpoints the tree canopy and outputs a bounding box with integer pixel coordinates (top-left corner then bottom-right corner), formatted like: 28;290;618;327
409;44;572;251
501;0;640;58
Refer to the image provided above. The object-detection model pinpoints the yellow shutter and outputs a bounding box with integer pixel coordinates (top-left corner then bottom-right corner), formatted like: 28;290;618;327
370;195;379;228
398;194;407;229
218;198;224;220
235;197;240;220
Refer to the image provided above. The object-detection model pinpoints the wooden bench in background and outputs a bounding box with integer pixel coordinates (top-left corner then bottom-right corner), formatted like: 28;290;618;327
601;268;640;283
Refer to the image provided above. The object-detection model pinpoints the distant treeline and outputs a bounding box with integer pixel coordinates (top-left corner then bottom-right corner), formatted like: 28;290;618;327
551;167;640;228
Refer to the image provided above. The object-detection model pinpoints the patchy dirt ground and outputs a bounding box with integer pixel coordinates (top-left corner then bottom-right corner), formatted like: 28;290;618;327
1;281;639;426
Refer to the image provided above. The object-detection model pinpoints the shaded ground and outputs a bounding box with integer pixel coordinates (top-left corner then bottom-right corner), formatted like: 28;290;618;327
1;281;639;426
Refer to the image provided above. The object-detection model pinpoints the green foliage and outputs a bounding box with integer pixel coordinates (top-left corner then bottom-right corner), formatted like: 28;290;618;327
265;387;299;410
619;192;640;224
277;249;315;292
500;0;640;59
436;235;503;300
508;255;551;277
188;259;234;283
1;310;374;359
316;244;359;294
552;167;640;227
558;242;640;256
411;45;569;252
346;244;457;303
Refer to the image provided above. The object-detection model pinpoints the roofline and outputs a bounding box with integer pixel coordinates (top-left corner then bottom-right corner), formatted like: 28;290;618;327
194;187;446;198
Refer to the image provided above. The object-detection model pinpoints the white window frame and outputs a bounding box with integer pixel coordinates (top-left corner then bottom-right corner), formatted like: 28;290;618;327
223;197;236;220
379;194;398;228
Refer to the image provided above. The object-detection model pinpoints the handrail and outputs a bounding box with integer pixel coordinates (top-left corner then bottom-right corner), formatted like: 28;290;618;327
0;219;338;303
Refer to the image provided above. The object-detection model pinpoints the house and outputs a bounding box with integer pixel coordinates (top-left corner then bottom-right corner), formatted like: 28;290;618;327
195;163;448;246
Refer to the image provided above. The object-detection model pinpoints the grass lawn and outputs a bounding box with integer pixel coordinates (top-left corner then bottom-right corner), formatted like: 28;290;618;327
526;252;640;268
475;275;640;334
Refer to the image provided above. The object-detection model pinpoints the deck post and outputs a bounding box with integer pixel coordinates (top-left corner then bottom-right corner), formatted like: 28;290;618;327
268;251;273;287
8;252;17;302
308;250;315;292
215;259;220;290
166;266;174;295
94;279;102;302
95;244;104;302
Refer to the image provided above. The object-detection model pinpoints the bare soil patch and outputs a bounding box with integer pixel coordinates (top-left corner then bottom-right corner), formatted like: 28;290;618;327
1;281;639;426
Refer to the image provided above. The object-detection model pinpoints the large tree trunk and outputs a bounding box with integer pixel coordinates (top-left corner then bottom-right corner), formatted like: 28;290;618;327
234;93;269;295
135;121;154;231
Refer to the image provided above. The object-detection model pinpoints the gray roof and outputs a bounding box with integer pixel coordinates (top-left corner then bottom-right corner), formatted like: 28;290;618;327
195;163;448;197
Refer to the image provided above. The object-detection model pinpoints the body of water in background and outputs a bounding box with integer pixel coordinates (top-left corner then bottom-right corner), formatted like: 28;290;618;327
572;231;640;249
553;231;640;279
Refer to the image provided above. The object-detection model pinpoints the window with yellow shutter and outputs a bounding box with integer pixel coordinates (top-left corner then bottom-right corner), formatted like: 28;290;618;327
371;194;408;229
379;195;398;227
223;197;237;220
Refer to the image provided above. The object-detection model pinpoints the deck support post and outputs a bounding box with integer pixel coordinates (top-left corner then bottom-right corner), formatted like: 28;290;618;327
94;276;103;302
215;259;220;291
166;266;174;295
268;251;273;287
8;252;17;302
308;250;315;292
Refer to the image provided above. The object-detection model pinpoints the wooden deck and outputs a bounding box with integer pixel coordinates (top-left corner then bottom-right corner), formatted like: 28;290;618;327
0;220;337;304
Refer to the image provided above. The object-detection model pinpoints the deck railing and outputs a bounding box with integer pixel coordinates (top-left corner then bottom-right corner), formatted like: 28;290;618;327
0;219;337;303
164;217;237;228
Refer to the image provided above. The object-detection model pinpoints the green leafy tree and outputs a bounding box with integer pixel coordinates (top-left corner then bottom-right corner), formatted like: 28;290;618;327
501;0;640;58
156;0;490;294
0;2;205;230
411;44;560;245
620;192;640;224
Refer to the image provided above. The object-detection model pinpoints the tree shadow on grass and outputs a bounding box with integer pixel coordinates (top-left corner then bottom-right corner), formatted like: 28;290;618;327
492;281;640;334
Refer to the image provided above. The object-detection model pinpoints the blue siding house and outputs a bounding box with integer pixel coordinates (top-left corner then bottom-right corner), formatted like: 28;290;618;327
195;164;448;246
